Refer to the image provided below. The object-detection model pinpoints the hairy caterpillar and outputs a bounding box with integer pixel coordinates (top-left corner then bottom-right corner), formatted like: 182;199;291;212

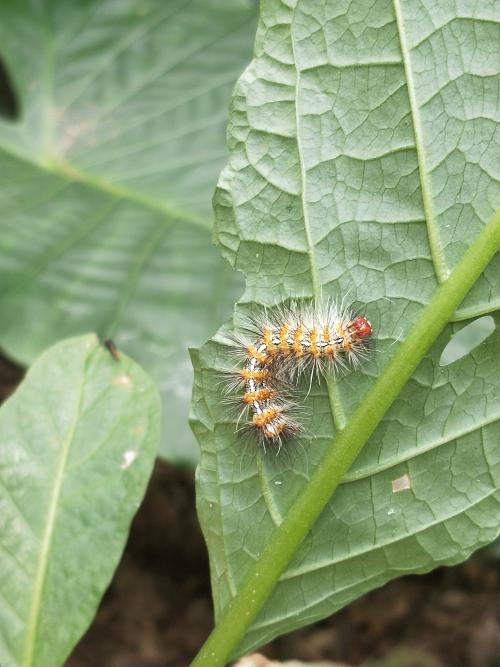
227;301;373;445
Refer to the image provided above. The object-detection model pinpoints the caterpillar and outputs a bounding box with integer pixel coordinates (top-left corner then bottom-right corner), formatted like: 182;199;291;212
227;301;372;445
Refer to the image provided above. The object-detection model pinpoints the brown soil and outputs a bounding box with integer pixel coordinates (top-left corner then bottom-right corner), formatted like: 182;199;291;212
2;357;500;667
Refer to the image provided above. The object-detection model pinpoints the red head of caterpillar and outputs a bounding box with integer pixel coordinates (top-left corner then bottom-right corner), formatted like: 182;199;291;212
349;316;372;340
226;300;373;446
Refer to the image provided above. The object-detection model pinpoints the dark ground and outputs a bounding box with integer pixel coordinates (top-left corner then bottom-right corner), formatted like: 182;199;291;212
2;357;500;667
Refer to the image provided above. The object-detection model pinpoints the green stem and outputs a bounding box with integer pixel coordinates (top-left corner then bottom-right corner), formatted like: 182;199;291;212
191;209;500;667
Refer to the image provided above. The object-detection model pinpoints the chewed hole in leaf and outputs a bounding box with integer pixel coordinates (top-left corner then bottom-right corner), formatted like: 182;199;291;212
439;316;495;366
0;56;20;120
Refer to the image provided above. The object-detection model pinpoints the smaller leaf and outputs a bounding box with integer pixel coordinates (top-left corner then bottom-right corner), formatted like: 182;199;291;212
0;334;160;667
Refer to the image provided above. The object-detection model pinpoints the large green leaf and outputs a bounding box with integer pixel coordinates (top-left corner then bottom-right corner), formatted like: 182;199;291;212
192;0;500;654
0;334;160;667
0;0;258;463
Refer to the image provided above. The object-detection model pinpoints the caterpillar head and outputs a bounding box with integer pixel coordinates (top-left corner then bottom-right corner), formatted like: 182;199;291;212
350;316;372;340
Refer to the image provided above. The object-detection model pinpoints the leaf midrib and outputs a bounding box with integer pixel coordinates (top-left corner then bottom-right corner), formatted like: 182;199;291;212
0;142;210;230
290;10;347;434
393;0;449;283
22;348;90;667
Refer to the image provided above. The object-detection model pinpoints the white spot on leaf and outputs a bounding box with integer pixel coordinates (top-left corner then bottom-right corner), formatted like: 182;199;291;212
392;474;411;493
121;450;138;469
113;374;133;387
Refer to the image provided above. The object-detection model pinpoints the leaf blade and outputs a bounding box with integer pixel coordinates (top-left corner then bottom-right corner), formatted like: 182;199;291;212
193;0;500;653
0;334;160;667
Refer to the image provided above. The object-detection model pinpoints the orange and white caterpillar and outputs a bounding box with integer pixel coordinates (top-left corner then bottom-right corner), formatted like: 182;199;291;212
227;301;373;445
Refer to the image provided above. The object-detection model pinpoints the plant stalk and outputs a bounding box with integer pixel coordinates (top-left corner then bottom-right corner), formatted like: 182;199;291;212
190;209;500;667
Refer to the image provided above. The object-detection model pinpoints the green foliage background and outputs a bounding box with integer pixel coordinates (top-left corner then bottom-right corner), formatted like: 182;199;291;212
0;0;258;463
